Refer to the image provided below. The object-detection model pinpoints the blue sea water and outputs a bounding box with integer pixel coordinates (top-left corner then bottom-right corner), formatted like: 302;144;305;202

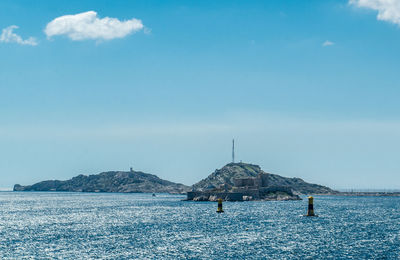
0;192;399;259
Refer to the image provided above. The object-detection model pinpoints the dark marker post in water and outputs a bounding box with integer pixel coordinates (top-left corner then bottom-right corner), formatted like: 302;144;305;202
306;196;316;217
217;198;224;213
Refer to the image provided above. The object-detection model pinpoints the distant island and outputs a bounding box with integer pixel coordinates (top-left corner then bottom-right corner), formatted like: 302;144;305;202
187;162;338;201
13;162;337;201
14;169;190;194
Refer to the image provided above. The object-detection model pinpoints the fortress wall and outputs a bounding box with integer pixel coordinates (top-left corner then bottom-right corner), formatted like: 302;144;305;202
233;177;258;187
259;186;293;195
187;191;244;201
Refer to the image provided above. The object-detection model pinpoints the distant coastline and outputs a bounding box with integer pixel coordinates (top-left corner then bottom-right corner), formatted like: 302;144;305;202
12;163;400;199
336;192;400;197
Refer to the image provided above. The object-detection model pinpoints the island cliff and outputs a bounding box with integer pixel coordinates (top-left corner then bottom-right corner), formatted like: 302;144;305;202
187;162;337;201
14;170;190;194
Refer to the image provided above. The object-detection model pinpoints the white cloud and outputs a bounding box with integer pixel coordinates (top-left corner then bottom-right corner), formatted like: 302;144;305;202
0;25;38;46
322;40;335;47
45;11;144;41
350;0;400;26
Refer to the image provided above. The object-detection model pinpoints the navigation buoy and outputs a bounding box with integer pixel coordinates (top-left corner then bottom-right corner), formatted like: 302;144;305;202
217;198;224;213
306;196;316;217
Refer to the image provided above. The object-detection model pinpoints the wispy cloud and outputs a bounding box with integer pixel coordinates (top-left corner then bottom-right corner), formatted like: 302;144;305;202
322;40;335;47
45;11;144;41
350;0;400;26
0;25;38;46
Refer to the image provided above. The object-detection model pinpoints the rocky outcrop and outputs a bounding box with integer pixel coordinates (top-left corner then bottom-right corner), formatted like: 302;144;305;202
192;163;337;195
187;162;337;201
14;170;190;194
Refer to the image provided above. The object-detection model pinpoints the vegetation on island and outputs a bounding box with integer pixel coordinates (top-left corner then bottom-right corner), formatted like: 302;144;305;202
14;170;190;194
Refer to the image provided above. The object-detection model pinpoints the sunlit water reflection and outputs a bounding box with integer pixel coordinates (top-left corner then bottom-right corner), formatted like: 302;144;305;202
0;192;399;259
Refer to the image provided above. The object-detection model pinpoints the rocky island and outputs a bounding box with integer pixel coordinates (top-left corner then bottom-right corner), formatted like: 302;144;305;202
14;169;190;194
187;162;337;201
13;163;337;201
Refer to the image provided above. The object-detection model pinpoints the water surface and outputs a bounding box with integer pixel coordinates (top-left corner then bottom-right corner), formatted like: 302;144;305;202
0;192;399;259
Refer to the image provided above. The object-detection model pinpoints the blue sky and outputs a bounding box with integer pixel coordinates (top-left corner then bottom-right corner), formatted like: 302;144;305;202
1;0;400;190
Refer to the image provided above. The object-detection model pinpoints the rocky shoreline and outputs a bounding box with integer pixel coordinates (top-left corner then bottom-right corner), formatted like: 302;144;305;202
186;191;301;202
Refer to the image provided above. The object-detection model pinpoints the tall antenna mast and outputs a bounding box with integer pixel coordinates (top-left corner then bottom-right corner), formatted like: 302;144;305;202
232;139;235;163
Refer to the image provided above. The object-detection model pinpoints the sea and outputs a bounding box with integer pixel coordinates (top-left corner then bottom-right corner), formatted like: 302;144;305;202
0;192;399;259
